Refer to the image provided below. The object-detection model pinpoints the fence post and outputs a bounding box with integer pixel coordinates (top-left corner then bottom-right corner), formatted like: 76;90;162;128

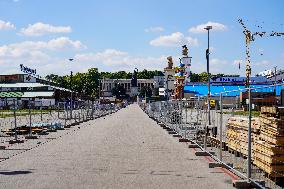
13;99;17;141
29;101;32;137
179;101;182;135
247;86;252;181
64;112;67;127
74;112;77;123
183;102;186;138
204;96;208;150
219;93;223;161
57;102;60;119
185;101;188;124
196;97;200;143
81;106;83;121
91;100;94;119
49;101;52;115
40;99;43;121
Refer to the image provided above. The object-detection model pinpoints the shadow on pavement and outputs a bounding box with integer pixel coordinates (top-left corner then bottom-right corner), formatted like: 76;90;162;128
0;170;33;175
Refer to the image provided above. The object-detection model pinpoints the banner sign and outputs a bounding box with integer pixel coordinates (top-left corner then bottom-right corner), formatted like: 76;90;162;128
23;74;36;83
210;76;267;83
20;64;36;75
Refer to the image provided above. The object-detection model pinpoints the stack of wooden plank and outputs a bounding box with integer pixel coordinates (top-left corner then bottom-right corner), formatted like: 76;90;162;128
226;116;260;157
254;106;284;177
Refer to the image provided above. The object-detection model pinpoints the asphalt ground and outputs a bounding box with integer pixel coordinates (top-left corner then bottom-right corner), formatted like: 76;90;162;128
0;104;235;189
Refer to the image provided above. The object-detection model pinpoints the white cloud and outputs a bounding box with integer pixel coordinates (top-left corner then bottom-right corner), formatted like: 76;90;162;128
0;37;85;75
210;58;227;66
20;22;72;36
1;46;168;75
149;32;198;47
41;51;167;75
145;26;164;33
75;49;128;65
255;60;270;66
47;37;84;50
0;20;15;30
191;58;239;74
75;49;166;72
189;21;227;33
209;46;216;53
0;37;84;58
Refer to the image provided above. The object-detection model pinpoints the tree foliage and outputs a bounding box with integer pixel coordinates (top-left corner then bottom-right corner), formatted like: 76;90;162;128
139;86;152;97
45;69;163;97
45;67;240;98
111;83;127;99
189;72;240;82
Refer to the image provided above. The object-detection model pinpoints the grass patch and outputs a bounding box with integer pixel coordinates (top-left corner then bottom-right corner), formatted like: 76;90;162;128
0;109;55;113
0;112;52;118
0;109;64;118
224;111;260;117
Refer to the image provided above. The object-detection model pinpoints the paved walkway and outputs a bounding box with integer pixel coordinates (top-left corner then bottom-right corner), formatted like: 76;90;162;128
0;104;234;189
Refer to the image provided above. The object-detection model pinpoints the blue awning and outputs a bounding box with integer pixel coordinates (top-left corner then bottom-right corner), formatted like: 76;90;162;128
184;84;283;97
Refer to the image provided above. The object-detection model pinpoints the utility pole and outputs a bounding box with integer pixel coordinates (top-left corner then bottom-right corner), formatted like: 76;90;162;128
204;25;212;150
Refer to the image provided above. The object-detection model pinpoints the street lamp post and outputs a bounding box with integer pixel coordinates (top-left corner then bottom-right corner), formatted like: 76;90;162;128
70;71;73;119
204;25;212;150
68;58;74;119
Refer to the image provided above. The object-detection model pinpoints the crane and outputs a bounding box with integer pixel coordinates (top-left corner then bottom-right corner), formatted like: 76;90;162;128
238;19;284;87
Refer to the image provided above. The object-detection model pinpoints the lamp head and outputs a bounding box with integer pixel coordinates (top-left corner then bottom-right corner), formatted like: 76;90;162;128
204;26;213;30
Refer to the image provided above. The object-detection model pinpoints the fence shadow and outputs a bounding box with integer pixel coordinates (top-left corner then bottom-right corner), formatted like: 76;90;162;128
0;170;33;175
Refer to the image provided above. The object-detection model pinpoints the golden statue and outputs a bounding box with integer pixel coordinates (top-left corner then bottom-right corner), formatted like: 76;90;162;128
167;56;173;69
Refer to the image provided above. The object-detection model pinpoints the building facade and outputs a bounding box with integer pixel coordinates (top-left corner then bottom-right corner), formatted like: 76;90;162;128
101;78;156;97
0;74;73;108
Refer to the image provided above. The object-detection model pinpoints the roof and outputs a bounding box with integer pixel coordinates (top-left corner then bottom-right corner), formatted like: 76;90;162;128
51;86;72;92
0;92;24;98
184;84;283;97
0;83;47;88
22;91;54;98
0;83;72;92
0;91;54;98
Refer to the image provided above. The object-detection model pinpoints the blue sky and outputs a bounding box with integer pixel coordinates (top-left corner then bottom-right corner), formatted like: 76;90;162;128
0;0;283;76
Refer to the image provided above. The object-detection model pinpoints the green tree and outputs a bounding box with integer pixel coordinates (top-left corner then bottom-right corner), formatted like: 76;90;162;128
139;86;152;97
199;72;209;82
85;68;100;97
189;72;200;82
112;83;126;99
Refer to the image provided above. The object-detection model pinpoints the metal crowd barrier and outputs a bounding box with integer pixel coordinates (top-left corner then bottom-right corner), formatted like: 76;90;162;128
140;83;284;189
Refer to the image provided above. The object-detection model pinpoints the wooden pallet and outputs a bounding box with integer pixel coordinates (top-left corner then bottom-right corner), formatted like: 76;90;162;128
260;115;284;129
255;141;284;155
261;106;284;116
254;150;284;164
259;133;284;145
254;157;284;177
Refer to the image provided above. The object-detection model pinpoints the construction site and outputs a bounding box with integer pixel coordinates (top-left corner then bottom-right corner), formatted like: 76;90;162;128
1;1;284;189
139;19;284;188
